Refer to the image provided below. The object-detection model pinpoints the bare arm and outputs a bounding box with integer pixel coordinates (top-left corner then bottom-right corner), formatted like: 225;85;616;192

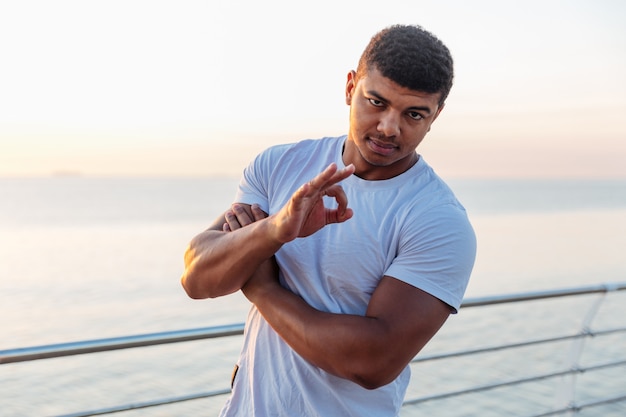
180;163;355;299
181;204;278;298
242;273;451;389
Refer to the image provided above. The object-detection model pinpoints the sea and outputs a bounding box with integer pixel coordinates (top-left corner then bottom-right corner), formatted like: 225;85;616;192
1;176;625;416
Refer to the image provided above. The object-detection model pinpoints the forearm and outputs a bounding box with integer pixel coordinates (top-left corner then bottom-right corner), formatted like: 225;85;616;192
245;283;401;389
181;217;282;299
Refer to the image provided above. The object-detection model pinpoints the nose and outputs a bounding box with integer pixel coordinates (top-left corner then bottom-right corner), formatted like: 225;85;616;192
377;110;400;138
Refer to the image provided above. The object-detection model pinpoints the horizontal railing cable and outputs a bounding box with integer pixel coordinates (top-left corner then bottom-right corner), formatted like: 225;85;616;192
403;358;626;407
459;282;626;308
0;323;244;365
412;326;626;363
54;389;231;417
529;394;626;417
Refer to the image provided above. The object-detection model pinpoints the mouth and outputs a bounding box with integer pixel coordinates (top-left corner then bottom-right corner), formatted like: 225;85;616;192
367;137;397;156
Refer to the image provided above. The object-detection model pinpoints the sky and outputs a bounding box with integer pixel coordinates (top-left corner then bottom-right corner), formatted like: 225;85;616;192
1;0;625;178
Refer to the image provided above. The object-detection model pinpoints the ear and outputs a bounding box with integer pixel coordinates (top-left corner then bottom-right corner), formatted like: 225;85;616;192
345;70;357;105
433;102;445;121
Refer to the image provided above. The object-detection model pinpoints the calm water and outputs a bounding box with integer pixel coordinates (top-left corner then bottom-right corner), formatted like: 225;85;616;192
1;177;625;416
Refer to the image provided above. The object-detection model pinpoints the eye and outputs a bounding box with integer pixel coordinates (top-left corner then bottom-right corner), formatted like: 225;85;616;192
368;98;384;107
407;111;424;121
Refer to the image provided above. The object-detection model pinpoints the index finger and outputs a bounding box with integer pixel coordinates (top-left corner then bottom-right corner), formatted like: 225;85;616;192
324;184;351;218
310;163;355;191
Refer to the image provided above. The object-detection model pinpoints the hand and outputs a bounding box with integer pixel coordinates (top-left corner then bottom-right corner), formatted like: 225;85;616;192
270;163;355;243
223;203;267;232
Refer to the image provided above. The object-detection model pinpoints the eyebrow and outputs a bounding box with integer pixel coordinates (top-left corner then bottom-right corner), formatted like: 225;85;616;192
367;89;434;115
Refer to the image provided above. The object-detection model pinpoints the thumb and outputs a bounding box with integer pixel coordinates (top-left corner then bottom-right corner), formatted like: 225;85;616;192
326;207;353;225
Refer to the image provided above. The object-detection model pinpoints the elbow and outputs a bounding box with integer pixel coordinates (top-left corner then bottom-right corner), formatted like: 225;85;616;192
353;373;397;390
181;246;219;299
181;276;204;299
180;274;213;299
345;361;402;390
180;272;235;299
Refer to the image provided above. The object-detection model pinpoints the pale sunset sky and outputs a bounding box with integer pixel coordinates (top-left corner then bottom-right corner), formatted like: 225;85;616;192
1;0;625;178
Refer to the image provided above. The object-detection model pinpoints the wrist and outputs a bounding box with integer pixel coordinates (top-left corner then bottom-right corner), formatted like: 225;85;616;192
241;257;280;302
257;215;288;247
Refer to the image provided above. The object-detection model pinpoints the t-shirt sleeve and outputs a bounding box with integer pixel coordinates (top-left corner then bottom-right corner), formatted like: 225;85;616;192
385;204;477;313
233;144;288;213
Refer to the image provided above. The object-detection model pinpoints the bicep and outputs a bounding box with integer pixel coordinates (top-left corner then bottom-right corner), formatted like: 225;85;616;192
366;276;451;368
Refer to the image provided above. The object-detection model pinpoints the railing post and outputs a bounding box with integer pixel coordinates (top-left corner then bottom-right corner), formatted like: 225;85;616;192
553;291;607;415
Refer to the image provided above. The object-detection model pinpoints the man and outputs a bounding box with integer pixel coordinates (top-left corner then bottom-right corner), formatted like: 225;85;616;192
181;24;476;416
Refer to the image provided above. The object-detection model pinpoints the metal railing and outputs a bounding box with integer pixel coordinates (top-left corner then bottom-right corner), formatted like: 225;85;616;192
2;282;626;417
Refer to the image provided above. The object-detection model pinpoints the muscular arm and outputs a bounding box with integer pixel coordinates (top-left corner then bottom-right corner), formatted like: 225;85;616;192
243;273;451;389
181;204;280;298
180;163;355;299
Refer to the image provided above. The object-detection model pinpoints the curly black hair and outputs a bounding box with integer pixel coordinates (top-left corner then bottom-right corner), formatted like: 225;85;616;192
356;24;454;106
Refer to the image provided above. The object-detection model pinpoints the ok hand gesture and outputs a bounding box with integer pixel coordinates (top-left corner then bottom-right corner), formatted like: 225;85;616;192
269;163;355;243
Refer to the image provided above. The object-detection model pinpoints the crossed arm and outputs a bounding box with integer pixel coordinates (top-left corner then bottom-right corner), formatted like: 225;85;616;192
180;163;355;298
180;163;451;389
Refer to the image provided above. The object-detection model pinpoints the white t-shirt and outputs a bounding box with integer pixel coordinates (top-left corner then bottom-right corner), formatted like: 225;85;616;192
219;136;476;417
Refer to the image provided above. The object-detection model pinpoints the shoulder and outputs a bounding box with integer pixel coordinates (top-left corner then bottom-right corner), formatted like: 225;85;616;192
239;136;346;210
251;136;345;179
385;158;469;220
256;136;344;164
394;160;476;260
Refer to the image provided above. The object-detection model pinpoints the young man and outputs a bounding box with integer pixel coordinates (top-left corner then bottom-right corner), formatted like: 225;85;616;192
181;24;476;416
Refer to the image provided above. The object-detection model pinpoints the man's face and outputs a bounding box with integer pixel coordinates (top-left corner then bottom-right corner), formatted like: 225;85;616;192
343;67;443;180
